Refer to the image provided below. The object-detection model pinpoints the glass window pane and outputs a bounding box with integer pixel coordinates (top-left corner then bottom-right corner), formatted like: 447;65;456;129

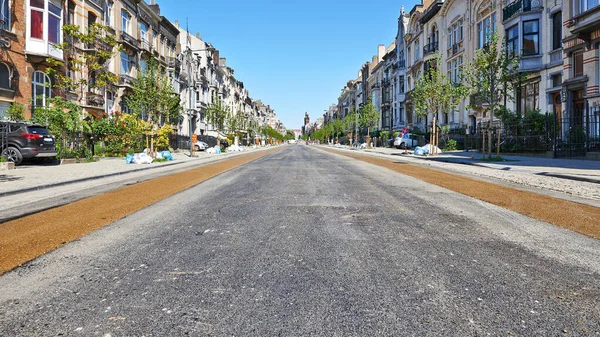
30;0;44;9
49;3;61;16
30;10;43;39
523;35;538;55
48;14;60;43
524;21;538;34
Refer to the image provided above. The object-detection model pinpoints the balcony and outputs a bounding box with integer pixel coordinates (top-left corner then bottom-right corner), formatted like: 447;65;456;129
140;39;152;52
118;31;139;50
86;91;105;108
167;57;181;71
118;74;135;88
382;78;391;87
503;0;542;22
451;43;464;56
423;42;439;56
398;59;406;69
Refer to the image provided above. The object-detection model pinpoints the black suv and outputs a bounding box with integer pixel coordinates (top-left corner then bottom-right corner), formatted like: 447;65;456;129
0;121;57;165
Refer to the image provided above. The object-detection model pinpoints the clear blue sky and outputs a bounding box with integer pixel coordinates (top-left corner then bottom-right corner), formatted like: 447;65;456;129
160;0;418;130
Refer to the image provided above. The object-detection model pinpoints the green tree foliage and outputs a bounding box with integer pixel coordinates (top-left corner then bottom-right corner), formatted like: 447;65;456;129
358;97;380;137
411;54;468;122
463;33;523;119
126;57;181;153
329;118;344;142
46;23;121;100
32;97;92;159
205;90;230;143
6;103;25;121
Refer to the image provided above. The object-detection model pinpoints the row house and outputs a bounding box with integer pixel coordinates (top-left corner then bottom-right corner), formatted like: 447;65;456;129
176;26;282;141
0;0;180;120
561;0;600;144
393;7;410;131
381;42;396;131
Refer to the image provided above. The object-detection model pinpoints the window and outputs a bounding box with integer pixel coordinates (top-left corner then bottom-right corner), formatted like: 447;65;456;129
121;10;130;33
104;1;113;27
30;0;44;39
47;2;61;44
32;71;51;108
448;57;463;83
106;91;114;113
0;63;10;89
577;0;599;14
1;0;11;30
140;22;148;42
552;12;562;50
448;20;463;49
551;73;562;87
506;25;518;57
521;81;539;114
573;50;584;77
121;51;130;74
399;75;405;93
66;1;75;25
477;13;496;49
415;39;420;60
407;46;411;65
140;58;147;74
523;20;539;55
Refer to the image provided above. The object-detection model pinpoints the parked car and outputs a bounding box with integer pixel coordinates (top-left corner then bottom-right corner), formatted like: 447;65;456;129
394;133;419;149
194;140;209;151
0;121;57;165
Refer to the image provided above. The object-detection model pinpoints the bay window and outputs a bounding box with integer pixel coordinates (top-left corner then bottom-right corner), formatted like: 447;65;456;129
30;0;44;39
29;0;61;42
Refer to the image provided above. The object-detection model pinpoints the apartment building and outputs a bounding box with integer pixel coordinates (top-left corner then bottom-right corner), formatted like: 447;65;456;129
393;7;409;131
562;0;600;144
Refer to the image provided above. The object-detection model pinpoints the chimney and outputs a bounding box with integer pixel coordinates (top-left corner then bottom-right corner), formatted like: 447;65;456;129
174;20;179;28
195;32;201;39
378;44;385;61
219;58;226;67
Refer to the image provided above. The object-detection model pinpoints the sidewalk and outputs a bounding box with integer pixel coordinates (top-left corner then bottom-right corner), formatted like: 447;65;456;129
361;146;600;184
0;147;271;197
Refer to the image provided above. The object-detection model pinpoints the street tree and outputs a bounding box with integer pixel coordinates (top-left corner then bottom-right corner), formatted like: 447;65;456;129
358;97;380;147
411;54;469;128
205;91;230;147
344;108;358;144
126;57;182;155
463;33;524;158
329;118;344;144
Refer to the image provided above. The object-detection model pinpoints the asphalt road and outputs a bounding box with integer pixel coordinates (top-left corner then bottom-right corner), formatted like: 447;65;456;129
1;145;599;336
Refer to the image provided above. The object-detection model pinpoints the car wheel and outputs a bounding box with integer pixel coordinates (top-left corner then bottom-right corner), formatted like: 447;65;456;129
4;146;23;165
194;145;200;151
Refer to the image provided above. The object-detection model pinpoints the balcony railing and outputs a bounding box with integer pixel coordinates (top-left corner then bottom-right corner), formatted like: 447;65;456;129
167;57;181;70
118;74;135;87
86;91;105;107
398;59;406;68
423;41;439;56
503;0;540;21
119;31;139;49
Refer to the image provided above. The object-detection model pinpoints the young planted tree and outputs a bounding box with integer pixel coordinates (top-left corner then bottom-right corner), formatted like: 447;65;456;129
463;33;524;158
205;90;230;147
329;118;344;144
344;109;358;144
126;57;181;155
411;54;469;152
358;97;380;148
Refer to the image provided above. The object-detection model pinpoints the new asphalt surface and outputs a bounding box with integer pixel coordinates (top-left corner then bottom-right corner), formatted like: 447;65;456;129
0;145;599;336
